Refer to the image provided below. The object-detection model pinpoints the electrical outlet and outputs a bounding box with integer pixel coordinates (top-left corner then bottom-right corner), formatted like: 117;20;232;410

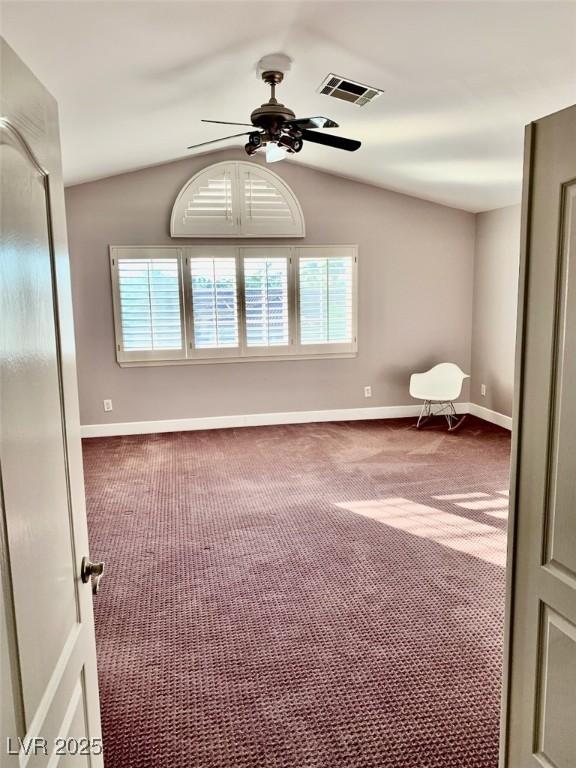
103;399;113;412
364;385;372;398
480;384;486;397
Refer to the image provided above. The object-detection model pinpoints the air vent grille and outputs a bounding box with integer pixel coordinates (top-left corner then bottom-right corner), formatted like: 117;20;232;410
317;74;383;107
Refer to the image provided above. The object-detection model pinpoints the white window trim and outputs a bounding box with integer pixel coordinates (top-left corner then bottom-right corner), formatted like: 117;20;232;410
110;245;358;367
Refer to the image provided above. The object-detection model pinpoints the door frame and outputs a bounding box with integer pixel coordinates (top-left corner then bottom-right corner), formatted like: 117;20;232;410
498;122;533;767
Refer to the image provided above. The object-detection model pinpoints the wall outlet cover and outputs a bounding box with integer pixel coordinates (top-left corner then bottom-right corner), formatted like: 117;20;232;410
364;386;372;398
103;399;113;412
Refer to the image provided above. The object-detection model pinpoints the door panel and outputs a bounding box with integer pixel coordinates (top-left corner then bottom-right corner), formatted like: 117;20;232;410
546;184;576;578
536;609;576;767
0;38;103;767
1;132;78;721
55;677;92;767
502;104;576;768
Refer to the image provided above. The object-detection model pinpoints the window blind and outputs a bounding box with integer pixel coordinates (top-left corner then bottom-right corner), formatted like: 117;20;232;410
190;258;239;349
244;257;289;347
117;258;182;351
243;173;293;222
112;246;357;364
183;171;233;223
299;256;353;344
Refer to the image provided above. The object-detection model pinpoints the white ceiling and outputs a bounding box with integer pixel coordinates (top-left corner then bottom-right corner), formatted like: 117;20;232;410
2;1;575;211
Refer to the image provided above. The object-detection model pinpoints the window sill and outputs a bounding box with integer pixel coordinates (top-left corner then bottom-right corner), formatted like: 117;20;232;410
117;351;358;367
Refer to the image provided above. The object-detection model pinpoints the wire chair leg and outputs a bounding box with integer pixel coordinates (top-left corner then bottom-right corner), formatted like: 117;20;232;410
416;400;432;429
447;401;467;432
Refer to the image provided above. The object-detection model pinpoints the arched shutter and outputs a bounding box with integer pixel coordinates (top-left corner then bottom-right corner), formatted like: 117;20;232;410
171;163;238;237
238;164;305;237
171;162;305;238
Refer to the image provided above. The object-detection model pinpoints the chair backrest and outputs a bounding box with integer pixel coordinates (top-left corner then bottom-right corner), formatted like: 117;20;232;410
409;363;469;401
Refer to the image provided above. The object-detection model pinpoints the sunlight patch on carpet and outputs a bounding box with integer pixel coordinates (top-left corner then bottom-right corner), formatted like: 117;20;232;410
455;497;509;511
337;497;507;566
433;492;490;501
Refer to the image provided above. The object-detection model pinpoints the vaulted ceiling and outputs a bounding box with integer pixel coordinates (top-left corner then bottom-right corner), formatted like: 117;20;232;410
3;1;575;211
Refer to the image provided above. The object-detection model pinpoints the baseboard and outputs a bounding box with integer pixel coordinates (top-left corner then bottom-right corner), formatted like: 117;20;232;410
81;402;471;438
468;402;512;430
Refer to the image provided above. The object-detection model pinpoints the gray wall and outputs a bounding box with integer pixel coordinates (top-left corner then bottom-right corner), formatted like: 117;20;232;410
470;205;521;417
65;148;475;426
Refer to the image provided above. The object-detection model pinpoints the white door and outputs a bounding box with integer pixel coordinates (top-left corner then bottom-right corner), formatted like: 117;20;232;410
0;39;104;766
502;104;576;766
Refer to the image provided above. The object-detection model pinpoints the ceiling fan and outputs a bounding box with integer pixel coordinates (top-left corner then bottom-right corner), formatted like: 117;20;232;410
187;69;361;163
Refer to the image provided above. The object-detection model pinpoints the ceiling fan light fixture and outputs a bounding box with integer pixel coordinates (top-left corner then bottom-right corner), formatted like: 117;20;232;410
265;141;288;163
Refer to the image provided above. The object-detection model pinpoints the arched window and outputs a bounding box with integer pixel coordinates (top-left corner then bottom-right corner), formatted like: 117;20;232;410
170;161;305;238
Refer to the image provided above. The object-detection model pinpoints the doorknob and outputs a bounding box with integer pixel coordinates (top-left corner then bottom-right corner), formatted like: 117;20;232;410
81;557;105;595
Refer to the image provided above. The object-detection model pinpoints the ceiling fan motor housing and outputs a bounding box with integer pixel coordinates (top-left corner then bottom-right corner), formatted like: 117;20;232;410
250;102;296;130
250;70;296;133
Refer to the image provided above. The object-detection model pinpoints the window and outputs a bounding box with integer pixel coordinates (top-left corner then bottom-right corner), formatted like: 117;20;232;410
170;161;305;238
243;253;290;348
298;253;354;347
111;248;186;362
190;256;239;350
111;245;357;365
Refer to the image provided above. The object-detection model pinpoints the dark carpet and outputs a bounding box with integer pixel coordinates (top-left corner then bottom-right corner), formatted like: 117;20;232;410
83;416;511;768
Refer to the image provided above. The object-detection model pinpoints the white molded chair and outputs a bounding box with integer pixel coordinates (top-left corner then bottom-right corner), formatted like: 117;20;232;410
409;363;469;431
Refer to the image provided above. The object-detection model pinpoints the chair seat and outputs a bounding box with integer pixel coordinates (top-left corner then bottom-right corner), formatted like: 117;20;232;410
409;363;469;402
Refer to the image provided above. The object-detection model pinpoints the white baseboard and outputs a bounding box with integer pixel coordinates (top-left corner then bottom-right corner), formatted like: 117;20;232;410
468;402;512;430
80;402;475;438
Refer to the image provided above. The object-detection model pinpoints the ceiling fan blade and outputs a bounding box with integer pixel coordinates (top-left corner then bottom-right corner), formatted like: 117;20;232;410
288;116;339;129
301;129;361;152
187;131;255;150
201;119;254;127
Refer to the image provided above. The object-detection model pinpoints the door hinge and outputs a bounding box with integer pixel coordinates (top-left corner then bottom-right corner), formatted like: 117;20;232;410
117;344;121;352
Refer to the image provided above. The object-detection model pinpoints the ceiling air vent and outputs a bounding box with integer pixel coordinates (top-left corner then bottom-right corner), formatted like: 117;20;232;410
317;74;383;107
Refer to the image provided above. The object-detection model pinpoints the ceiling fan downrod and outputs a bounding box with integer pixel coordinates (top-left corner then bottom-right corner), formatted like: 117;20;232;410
249;70;296;134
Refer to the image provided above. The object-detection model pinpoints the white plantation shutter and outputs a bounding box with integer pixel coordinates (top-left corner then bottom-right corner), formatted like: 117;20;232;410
111;248;185;362
189;256;239;351
239;165;305;237
171;162;305;238
171;165;238;236
111;245;357;364
243;252;290;348
297;249;356;350
185;175;232;220
244;176;291;220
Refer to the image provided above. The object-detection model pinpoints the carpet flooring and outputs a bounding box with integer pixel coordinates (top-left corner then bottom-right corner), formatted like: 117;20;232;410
83;416;511;768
